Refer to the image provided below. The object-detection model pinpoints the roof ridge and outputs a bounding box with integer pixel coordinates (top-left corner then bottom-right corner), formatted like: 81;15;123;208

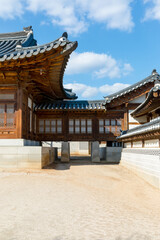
105;74;154;102
0;26;33;39
45;99;106;103
35;99;106;110
0;31;29;39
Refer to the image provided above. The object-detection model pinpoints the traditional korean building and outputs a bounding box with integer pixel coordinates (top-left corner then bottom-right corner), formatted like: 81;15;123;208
118;70;160;189
0;27;124;146
0;26;160;179
0;26;124;168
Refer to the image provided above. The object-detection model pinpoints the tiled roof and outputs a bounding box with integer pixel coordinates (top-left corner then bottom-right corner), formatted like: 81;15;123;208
0;26;37;57
105;74;157;103
0;27;77;63
35;100;106;110
0;27;78;100
131;83;160;117
118;117;160;139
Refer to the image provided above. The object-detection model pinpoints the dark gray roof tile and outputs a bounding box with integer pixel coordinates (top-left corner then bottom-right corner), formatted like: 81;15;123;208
35;100;106;111
118;117;160;139
105;74;156;102
0;28;37;57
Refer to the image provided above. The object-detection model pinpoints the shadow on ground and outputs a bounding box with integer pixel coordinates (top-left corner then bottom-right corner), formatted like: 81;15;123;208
44;155;119;171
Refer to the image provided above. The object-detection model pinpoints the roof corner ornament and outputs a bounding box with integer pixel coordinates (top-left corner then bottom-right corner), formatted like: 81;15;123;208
152;69;160;88
59;32;68;42
151;69;160;87
62;32;68;39
23;26;33;32
152;69;158;75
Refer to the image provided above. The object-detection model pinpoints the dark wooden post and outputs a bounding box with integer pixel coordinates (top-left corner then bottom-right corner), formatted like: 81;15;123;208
16;86;23;138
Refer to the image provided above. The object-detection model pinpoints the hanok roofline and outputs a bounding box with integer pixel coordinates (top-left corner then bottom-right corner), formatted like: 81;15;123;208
0;26;37;57
105;69;159;107
0;26;78;102
35;100;106;111
131;72;160;118
0;27;159;107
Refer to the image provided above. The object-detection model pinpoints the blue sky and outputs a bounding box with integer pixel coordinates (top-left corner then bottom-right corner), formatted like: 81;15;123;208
1;0;160;100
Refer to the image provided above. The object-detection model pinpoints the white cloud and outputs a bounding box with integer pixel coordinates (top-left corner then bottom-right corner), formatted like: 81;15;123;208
26;0;87;35
123;63;134;76
66;52;133;79
0;0;23;19
64;83;98;98
143;0;160;21
26;0;134;34
64;82;130;99
99;82;130;95
0;0;134;34
77;0;134;31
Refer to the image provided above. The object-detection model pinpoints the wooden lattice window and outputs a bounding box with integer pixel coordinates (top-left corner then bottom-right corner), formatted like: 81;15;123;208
69;119;92;134
39;119;62;134
99;119;122;134
39;120;44;133
0;103;15;128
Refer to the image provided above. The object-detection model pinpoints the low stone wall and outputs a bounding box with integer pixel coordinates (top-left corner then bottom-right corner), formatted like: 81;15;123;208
0;146;56;169
0;139;41;146
121;148;160;189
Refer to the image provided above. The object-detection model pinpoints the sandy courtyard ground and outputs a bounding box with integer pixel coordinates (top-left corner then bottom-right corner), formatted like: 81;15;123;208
0;162;160;240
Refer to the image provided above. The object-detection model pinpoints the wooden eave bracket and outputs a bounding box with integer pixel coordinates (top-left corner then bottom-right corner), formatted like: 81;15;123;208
2;72;6;80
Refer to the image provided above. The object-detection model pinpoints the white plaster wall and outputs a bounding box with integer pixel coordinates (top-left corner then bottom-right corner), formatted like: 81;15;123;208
128;110;139;130
128;109;147;130
124;142;131;148
129;95;146;103
70;141;89;155
121;149;160;189
135;115;147;123
51;141;89;156
144;139;159;148
129;110;138;123
129;124;138;130
132;141;142;148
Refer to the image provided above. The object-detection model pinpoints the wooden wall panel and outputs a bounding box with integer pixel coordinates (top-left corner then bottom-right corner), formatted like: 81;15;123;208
35;110;124;142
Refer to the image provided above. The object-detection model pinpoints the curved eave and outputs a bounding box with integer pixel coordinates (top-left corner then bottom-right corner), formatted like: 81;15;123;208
0;38;78;100
105;74;155;103
0;35;77;62
46;40;78;100
118;117;160;140
131;85;160;118
0;38;77;63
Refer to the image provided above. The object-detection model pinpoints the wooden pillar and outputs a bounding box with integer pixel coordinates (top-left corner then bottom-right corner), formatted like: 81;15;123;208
63;112;68;141
142;139;145;148
93;113;98;140
16;87;23;138
124;104;129;131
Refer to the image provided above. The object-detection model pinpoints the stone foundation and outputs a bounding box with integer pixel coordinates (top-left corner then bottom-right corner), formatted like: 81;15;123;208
91;142;100;162
61;142;70;162
0;146;56;169
106;147;122;163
